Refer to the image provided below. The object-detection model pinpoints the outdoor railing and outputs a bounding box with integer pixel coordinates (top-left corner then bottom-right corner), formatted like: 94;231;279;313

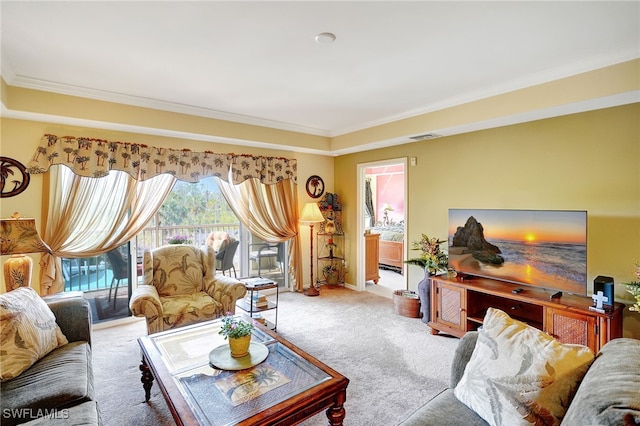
63;253;112;292
136;223;240;254
63;223;240;293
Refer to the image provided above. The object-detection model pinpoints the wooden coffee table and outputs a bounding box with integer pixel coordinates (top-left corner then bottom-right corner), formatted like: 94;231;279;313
137;317;349;425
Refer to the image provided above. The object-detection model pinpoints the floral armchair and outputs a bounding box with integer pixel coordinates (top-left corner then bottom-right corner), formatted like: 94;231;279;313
129;244;247;334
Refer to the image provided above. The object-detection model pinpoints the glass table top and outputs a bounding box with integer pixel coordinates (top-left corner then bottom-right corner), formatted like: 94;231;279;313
149;319;332;426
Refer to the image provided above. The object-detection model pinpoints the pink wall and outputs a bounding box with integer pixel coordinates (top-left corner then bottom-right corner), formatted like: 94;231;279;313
366;164;404;225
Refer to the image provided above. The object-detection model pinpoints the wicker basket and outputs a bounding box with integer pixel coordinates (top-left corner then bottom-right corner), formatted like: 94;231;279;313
393;290;421;318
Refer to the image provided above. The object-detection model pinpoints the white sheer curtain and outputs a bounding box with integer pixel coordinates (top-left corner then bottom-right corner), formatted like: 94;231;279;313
216;176;304;292
40;166;175;295
27;134;299;294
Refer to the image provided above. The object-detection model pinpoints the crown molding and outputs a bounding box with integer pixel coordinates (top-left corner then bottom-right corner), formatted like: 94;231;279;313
7;75;332;138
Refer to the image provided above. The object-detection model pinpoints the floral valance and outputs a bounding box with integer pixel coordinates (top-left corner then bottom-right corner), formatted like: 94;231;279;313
27;134;297;185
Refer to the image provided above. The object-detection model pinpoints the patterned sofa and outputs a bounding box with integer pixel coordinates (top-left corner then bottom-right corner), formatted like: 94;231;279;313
129;244;247;334
401;309;640;426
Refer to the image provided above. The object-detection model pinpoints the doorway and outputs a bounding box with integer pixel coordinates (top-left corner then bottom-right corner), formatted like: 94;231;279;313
357;158;407;295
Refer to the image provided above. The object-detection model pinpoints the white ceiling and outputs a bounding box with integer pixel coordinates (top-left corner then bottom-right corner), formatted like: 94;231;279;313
2;1;639;145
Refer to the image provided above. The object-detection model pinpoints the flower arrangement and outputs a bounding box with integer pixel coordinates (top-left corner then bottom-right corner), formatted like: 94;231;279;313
323;263;340;274
622;260;640;313
218;313;254;340
167;235;192;244
404;234;449;275
322;263;341;284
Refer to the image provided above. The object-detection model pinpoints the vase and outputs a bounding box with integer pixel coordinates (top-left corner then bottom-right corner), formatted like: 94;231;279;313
228;335;251;358
325;271;339;285
417;268;432;324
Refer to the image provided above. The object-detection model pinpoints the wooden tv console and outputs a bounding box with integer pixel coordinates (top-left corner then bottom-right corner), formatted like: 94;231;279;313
429;275;624;353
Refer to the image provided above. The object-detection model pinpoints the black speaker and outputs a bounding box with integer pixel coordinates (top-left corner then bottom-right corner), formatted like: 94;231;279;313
594;276;614;307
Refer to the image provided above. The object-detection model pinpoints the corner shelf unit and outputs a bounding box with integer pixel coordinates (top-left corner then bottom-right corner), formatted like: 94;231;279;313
236;277;278;331
316;232;345;286
429;274;624;353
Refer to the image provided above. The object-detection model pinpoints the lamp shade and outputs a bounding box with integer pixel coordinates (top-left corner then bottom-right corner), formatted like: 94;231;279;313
299;203;324;224
1;218;51;256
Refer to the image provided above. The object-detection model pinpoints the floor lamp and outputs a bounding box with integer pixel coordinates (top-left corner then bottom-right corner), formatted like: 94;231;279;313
1;214;52;291
299;203;325;297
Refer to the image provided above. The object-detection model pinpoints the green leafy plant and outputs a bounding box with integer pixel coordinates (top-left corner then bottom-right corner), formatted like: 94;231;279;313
404;234;449;275
218;313;254;339
322;263;341;284
322;263;340;274
622;260;640;313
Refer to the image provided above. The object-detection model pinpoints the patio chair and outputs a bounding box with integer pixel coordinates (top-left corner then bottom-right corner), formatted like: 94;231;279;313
216;239;239;278
129;244;247;334
105;248;129;309
249;242;284;276
206;230;234;268
206;231;231;255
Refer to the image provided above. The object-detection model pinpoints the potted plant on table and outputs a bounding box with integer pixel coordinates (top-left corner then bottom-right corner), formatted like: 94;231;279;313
404;234;449;324
219;313;254;358
622;260;640;313
405;234;449;275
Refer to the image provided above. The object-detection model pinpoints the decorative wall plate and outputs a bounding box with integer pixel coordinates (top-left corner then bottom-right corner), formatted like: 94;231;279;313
305;175;325;198
1;157;30;198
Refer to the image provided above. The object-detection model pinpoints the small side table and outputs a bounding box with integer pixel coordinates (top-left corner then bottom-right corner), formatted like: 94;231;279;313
237;277;278;331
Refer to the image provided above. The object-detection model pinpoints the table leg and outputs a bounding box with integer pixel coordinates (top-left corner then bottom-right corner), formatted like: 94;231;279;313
325;389;347;426
140;356;154;402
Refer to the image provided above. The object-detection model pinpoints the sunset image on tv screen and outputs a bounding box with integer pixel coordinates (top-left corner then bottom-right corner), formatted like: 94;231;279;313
448;209;587;295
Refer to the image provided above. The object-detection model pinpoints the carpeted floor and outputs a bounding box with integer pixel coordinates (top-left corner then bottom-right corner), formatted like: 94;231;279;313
92;286;459;425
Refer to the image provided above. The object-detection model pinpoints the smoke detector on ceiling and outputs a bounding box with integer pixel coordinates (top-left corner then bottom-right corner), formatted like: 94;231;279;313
315;32;336;45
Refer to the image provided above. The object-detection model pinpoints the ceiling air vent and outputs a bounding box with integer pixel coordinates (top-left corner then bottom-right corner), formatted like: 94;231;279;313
409;132;442;141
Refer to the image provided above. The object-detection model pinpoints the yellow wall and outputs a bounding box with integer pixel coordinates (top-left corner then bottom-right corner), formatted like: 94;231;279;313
2;80;330;152
332;59;640;150
0;118;334;293
335;103;640;338
2;104;639;338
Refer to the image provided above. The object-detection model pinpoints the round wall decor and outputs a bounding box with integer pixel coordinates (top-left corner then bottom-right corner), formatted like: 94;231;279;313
305;175;325;198
1;157;30;198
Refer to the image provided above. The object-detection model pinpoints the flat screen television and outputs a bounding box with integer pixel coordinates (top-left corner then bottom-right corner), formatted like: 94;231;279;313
448;209;587;296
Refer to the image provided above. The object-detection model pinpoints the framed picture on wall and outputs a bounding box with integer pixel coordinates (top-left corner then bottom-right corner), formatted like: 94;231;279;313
305;175;325;198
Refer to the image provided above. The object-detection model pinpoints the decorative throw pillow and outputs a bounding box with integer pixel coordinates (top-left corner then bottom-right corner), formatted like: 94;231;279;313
454;308;594;426
0;287;68;381
209;232;229;253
